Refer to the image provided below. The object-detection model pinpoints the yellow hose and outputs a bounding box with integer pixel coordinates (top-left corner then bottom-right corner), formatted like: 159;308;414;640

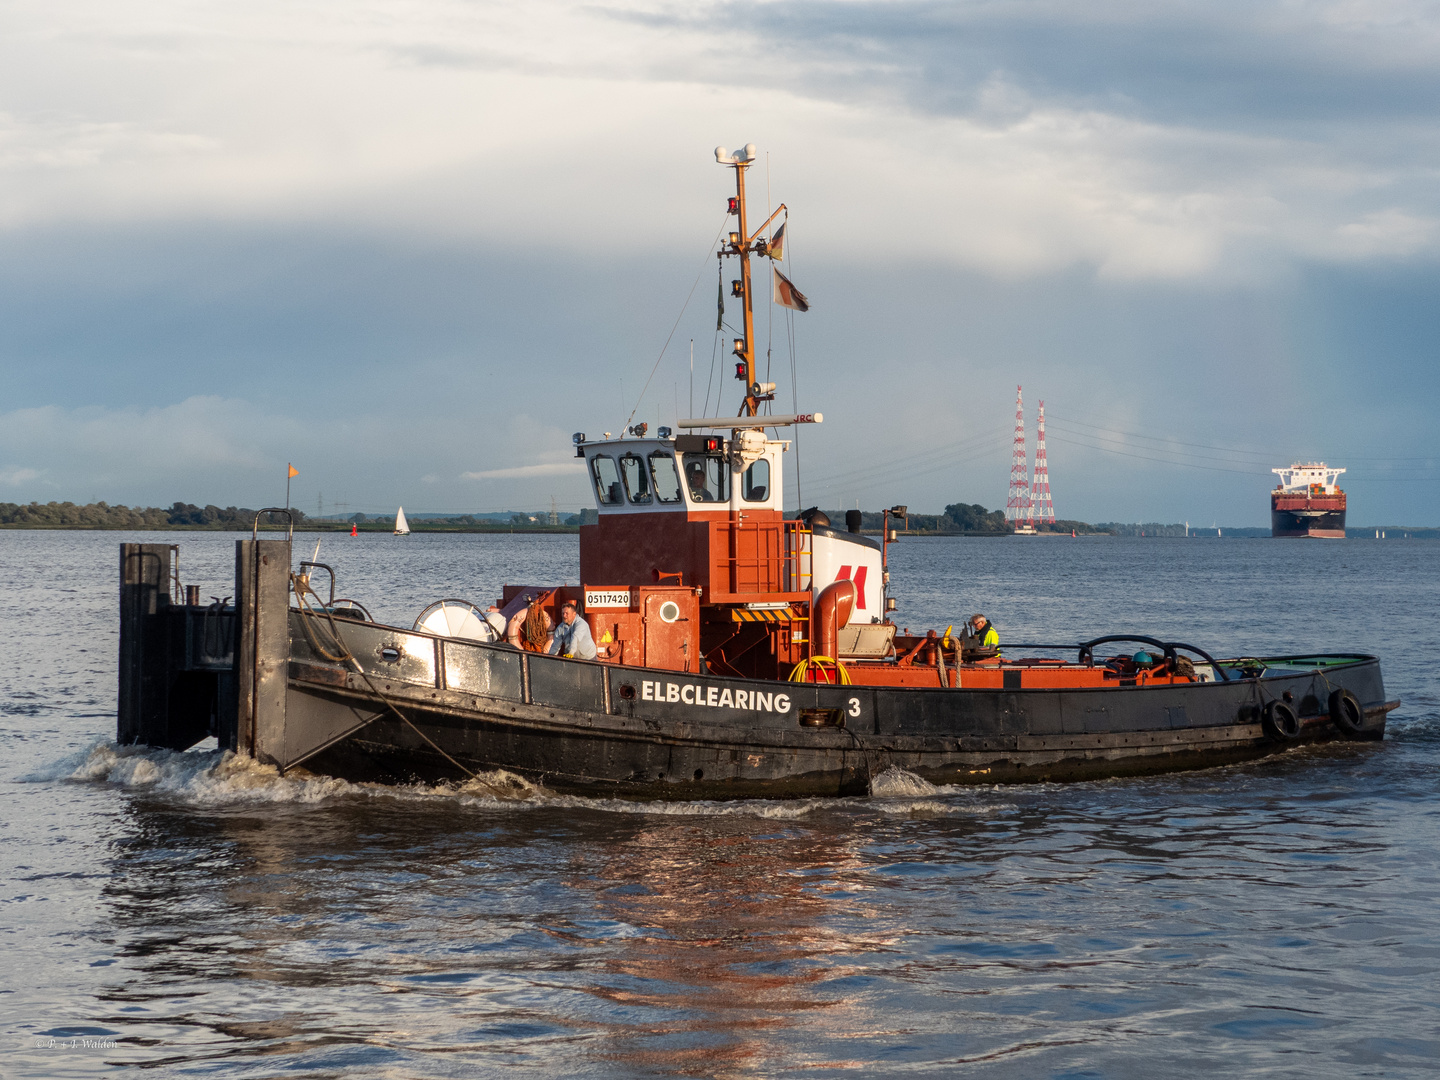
788;656;852;685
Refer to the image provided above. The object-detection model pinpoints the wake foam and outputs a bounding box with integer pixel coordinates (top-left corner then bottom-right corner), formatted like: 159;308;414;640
27;740;360;805
26;743;1006;819
868;767;941;798
867;766;1010;816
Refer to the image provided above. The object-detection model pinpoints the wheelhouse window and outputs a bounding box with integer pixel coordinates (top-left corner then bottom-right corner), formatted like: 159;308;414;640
591;455;623;506
682;452;729;503
619;454;652;504
649;452;682;503
742;459;770;502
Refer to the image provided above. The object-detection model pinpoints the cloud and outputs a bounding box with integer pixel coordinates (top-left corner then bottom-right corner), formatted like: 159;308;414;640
2;0;1439;280
0;466;41;487
0;395;595;512
461;462;585;481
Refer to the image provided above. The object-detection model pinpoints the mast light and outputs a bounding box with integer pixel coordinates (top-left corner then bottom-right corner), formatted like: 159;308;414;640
734;361;747;380
731;280;743;297
727;197;739;214
732;338;746;356
728;232;740;246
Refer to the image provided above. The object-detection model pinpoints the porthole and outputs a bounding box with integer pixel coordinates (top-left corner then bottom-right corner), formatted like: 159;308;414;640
659;601;681;623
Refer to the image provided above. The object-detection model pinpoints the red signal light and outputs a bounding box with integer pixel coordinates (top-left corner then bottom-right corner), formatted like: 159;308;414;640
734;361;747;380
727;197;739;214
705;437;721;452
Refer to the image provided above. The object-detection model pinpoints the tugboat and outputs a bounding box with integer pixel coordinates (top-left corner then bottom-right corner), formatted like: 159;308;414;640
1271;463;1347;538
116;146;1397;797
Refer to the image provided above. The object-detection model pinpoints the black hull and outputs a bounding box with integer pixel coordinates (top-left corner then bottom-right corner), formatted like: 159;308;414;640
118;528;1398;802
282;617;1394;799
1272;508;1346;538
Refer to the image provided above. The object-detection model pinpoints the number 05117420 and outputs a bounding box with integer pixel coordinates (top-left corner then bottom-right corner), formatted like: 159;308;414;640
584;589;632;609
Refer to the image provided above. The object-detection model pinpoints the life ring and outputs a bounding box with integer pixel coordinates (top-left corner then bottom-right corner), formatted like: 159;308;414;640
1263;699;1302;740
1328;688;1366;739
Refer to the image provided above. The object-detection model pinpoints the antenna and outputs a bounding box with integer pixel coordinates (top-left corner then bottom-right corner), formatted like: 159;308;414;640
1005;386;1032;525
1030;400;1055;526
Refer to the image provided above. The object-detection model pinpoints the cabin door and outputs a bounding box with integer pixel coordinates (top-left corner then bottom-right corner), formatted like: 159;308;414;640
642;590;698;673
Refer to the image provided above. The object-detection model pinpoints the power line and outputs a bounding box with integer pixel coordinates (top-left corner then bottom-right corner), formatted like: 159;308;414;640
1045;434;1270;475
1048;412;1439;464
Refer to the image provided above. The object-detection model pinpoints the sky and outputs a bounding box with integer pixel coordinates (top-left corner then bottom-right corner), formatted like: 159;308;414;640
2;0;1439;526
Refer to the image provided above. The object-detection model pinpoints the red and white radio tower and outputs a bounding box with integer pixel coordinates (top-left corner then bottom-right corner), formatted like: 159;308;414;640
1030;400;1055;525
1005;386;1032;525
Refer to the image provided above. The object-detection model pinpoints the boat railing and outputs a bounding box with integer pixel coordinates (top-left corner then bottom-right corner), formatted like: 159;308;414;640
992;637;1230;680
251;507;295;540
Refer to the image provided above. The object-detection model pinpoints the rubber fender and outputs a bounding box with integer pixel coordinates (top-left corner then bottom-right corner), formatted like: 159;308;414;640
1263;699;1302;740
1328;687;1366;739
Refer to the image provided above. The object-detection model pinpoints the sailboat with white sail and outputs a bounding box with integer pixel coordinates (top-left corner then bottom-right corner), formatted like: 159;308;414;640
394;507;410;535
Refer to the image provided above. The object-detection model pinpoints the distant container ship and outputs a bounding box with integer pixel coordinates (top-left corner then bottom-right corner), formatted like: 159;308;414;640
1271;463;1346;538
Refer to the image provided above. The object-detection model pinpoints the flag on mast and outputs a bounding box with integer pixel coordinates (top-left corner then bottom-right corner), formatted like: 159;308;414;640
716;263;724;330
768;221;785;262
288;465;299;478
772;268;809;312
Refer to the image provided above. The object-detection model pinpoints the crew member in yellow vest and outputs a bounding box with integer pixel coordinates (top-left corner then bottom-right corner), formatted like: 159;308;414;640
969;613;999;652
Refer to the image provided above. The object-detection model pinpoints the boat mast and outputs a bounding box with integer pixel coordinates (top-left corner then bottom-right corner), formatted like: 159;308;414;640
717;144;784;419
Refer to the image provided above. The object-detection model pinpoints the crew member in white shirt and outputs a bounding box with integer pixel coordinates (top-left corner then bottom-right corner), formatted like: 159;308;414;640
548;600;597;660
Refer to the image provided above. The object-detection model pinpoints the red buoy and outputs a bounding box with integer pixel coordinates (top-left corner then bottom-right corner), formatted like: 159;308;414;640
351;523;358;537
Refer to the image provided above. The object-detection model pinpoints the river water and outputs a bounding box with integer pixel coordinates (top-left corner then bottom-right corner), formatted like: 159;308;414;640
3;530;1437;1077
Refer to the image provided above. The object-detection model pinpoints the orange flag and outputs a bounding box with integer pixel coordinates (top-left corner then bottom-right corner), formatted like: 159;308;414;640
288;464;299;478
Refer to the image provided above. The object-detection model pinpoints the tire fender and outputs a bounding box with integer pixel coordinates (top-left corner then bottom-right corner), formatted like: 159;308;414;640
1329;687;1366;739
1263;699;1302;740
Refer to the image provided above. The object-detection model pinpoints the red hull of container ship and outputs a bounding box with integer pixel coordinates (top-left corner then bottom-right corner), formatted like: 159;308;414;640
1271;491;1346;538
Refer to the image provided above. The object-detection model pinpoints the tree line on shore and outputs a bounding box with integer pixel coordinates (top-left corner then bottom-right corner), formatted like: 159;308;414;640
0;501;585;531
1;498;1125;535
0;501;294;529
829;503;1105;535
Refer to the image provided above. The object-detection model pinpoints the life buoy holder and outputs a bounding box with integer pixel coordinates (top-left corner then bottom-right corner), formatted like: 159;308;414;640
1328;688;1366;739
1263;699;1303;740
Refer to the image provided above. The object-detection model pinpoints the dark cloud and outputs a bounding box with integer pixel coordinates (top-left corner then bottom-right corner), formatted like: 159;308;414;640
615;1;1440;133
